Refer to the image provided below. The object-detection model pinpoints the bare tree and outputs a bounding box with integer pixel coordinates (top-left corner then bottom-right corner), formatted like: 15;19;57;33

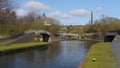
0;0;17;34
0;0;16;25
25;11;37;23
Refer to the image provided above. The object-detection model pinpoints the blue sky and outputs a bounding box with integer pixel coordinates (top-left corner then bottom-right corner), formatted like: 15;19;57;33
16;0;120;25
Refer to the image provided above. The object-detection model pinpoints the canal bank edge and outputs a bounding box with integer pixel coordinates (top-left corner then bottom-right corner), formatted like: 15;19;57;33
78;42;116;68
0;42;51;53
78;42;94;68
79;38;103;42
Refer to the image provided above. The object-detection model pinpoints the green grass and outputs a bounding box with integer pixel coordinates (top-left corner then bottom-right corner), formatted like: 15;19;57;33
0;42;50;52
82;42;116;68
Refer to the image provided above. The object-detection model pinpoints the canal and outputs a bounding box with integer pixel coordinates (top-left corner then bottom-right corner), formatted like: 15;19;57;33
0;40;96;68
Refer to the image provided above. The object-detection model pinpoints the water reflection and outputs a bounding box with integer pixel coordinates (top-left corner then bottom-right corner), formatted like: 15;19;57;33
0;40;95;68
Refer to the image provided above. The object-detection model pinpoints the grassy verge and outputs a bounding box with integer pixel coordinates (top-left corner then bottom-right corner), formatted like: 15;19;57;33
0;42;50;52
81;42;116;68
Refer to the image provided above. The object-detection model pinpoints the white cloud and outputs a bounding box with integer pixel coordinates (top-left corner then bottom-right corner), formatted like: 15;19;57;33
62;14;72;18
48;11;72;19
48;11;62;18
95;7;102;12
68;9;90;16
15;9;27;16
24;1;52;11
48;9;90;19
101;14;112;17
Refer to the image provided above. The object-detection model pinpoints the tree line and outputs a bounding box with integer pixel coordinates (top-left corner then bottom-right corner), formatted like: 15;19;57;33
83;16;120;34
60;16;120;36
1;0;120;36
0;0;61;36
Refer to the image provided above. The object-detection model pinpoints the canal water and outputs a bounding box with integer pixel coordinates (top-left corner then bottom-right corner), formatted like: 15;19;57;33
0;40;95;68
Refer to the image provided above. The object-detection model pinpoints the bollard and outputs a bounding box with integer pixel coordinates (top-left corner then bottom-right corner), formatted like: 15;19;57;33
92;58;96;62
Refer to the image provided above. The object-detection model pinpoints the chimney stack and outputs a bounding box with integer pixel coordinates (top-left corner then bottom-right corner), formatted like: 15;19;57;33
91;11;93;24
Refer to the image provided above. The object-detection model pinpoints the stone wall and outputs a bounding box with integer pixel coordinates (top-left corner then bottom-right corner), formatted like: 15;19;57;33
5;33;35;44
14;33;35;43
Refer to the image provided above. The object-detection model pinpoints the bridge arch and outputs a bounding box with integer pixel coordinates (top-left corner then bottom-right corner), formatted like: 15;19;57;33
104;30;119;42
24;30;51;42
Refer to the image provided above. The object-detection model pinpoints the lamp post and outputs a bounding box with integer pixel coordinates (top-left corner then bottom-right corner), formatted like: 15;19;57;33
92;58;96;62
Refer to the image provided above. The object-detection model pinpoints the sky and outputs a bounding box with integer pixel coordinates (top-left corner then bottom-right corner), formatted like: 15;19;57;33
16;0;120;25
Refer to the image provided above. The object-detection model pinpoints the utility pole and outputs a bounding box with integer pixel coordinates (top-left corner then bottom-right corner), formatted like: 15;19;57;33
91;11;93;24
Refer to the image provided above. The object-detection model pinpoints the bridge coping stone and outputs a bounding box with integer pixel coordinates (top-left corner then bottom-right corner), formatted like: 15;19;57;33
24;30;51;36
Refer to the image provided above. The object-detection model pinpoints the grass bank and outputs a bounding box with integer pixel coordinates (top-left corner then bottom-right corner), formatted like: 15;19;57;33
81;42;116;68
0;42;50;52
